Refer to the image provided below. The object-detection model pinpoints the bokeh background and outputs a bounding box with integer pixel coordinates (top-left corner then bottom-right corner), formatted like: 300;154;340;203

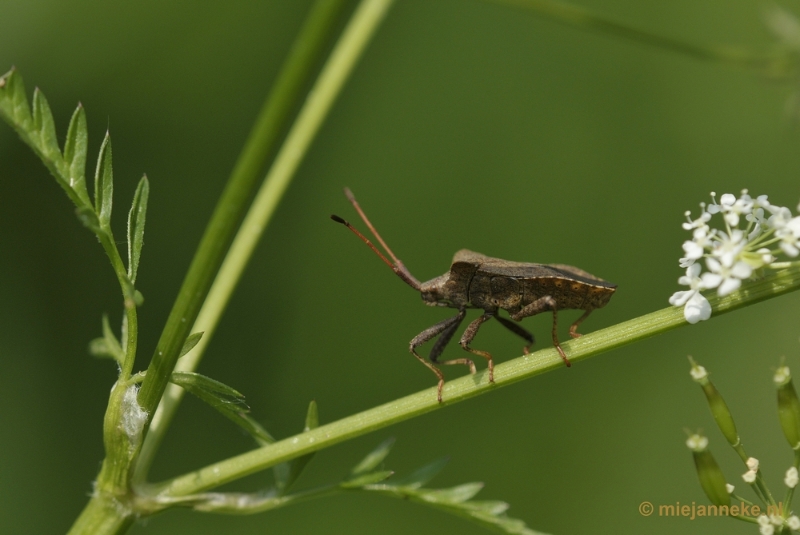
2;1;800;533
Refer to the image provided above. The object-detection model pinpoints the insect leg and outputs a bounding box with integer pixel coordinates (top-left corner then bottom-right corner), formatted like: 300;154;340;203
459;312;496;383
568;309;593;339
510;296;572;367
495;315;535;354
410;309;467;402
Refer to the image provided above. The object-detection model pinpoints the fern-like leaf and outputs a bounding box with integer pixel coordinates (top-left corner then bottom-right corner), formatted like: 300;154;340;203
0;68;92;210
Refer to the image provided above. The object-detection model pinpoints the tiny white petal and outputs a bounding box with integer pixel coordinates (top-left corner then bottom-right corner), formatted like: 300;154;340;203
701;272;722;289
720;193;736;206
717;277;741;296
787;516;800;530
785;466;799;488
758;514;772;527
682;240;704;260
780;242;799;257
787;216;800;235
669;290;693;306
747;457;760;471
730;261;752;279
686;434;708;451
725;483;735;493
690;364;708;381
684;292;711;323
775;366;791;385
743;469;757;483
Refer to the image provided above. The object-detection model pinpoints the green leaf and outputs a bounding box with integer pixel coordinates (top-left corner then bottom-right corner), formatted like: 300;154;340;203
76;205;103;235
304;399;318;431
63;103;90;205
351;437;395;476
179;332;204;358
275;400;320;493
88;314;125;364
418;482;484;504
169;371;275;445
31;88;59;159
0;67;32;127
127;175;149;283
386;457;448;489
341;470;394;488
93;132;113;226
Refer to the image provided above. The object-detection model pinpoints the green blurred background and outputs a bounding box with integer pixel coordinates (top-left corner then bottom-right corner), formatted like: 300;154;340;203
2;1;800;533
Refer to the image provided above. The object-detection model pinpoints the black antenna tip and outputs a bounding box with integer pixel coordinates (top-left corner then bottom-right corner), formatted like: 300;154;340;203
330;214;348;225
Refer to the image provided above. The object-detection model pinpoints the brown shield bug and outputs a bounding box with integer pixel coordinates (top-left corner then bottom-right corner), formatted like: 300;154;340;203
331;189;616;402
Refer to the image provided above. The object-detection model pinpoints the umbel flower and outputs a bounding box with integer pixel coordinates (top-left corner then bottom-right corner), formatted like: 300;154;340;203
669;191;800;323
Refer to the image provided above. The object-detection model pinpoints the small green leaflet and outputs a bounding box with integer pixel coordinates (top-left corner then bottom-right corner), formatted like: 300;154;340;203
127;175;149;284
169;371;275;445
88;314;125;364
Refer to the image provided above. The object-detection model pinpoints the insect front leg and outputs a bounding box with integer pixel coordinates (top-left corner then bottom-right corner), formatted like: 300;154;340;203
459;311;496;383
510;296;572;367
495;315;535;354
410;309;468;402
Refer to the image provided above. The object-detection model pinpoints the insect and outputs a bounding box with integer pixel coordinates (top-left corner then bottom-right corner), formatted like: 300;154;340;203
331;188;616;402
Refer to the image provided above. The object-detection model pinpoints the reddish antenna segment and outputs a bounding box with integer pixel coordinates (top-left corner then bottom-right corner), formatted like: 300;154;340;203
331;188;421;291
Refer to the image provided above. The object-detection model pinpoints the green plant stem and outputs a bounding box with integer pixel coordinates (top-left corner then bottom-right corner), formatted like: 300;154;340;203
135;0;355;424
67;497;135;535
134;0;395;484
488;0;786;76
153;268;800;498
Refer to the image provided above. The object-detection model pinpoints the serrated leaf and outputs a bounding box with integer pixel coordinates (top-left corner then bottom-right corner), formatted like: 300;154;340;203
351;437;395;476
63;104;90;205
419;482;484;504
88;314;125;364
179;332;204;358
93;132;113;226
170;371;275;445
304;399;318;431
341;470;394;488
127;175;149;283
386;457;449;489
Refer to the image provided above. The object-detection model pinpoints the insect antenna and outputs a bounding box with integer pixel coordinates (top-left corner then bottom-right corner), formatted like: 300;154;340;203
331;188;422;291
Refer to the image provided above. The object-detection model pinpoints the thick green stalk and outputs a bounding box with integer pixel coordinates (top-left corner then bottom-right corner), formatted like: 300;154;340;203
154;268;800;498
135;0;395;483
136;0;353;420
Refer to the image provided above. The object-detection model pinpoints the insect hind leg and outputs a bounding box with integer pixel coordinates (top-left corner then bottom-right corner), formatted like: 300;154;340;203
495;315;535;354
510;295;571;367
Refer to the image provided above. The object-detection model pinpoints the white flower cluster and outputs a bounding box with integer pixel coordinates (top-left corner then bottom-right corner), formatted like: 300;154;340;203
670;191;800;324
758;512;800;535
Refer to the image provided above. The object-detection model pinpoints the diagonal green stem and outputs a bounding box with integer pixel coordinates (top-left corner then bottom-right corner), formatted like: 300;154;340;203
135;0;395;483
135;0;355;425
487;0;789;76
153;268;800;498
